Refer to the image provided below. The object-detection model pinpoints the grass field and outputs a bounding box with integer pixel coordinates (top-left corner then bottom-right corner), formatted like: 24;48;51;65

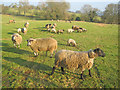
1;14;118;88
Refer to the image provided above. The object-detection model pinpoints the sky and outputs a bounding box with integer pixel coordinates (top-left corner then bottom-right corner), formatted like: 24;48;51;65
0;0;119;12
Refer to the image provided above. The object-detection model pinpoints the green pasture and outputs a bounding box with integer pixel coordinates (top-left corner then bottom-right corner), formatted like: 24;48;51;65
1;14;118;88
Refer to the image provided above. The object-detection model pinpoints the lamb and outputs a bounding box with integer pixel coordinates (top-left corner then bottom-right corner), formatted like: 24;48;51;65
49;48;105;80
9;20;16;23
82;28;87;32
24;22;29;28
67;29;74;33
67;39;76;47
53;23;57;27
27;38;57;58
57;29;64;34
11;33;22;48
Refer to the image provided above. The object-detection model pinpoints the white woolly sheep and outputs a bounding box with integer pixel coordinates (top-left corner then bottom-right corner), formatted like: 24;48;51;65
17;28;22;34
67;39;76;47
49;48;105;80
67;29;74;33
11;33;22;48
27;38;57;58
51;29;57;34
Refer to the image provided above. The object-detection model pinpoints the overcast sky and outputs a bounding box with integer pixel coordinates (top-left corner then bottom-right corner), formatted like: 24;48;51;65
0;0;119;12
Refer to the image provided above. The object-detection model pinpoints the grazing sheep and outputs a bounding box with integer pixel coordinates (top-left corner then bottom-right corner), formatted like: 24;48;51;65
57;29;64;34
53;23;57;27
67;29;74;33
67;39;76;47
77;29;83;33
22;28;27;34
27;38;57;58
24;22;29;28
9;20;16;23
11;33;22;48
49;48;105;80
51;29;57;34
82;28;87;32
17;28;22;34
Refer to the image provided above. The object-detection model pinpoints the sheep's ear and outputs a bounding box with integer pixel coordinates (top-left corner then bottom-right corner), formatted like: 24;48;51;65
88;50;95;58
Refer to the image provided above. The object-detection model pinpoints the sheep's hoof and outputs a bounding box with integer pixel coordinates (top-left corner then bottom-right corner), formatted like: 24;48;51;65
50;56;53;58
62;72;65;75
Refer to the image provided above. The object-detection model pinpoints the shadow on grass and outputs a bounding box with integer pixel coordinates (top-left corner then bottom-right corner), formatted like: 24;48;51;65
3;57;52;71
2;46;32;55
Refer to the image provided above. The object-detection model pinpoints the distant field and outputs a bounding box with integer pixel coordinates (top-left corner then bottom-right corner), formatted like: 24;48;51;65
2;14;118;88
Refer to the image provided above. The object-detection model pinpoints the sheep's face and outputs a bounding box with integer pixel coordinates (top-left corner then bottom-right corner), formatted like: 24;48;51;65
27;38;36;46
12;35;18;41
94;48;105;57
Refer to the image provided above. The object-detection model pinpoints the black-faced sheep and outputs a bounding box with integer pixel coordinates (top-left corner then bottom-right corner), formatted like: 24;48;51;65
27;38;57;58
49;48;105;80
67;39;76;47
22;28;27;34
11;33;22;48
24;22;29;28
57;29;64;34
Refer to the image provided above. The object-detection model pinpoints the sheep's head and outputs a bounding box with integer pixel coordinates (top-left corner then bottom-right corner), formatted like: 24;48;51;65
93;48;105;57
27;38;36;46
88;49;95;58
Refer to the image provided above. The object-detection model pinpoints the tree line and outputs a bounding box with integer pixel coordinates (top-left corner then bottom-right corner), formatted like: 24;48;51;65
1;0;119;24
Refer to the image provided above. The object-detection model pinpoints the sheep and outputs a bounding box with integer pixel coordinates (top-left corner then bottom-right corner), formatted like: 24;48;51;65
57;29;64;34
77;29;83;33
67;39;76;47
67;29;74;33
51;28;57;34
82;28;87;32
17;28;22;34
27;38;57;58
24;22;29;28
11;33;22;48
49;48;105;80
53;23;57;27
21;28;27;34
9;20;16;23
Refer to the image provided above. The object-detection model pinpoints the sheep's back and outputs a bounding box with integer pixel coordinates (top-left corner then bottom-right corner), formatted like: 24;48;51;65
36;38;57;51
55;50;89;70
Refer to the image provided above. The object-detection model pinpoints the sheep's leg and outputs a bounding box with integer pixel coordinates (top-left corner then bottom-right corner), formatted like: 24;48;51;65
50;50;53;58
61;67;65;75
46;51;47;56
49;67;56;75
34;52;38;57
89;69;92;77
80;71;84;80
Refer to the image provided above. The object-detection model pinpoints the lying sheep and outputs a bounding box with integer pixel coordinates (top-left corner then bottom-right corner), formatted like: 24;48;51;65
49;48;105;80
57;29;64;34
27;38;57;58
67;39;76;47
82;28;87;32
67;29;74;33
24;22;29;28
11;33;22;48
9;20;16;23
